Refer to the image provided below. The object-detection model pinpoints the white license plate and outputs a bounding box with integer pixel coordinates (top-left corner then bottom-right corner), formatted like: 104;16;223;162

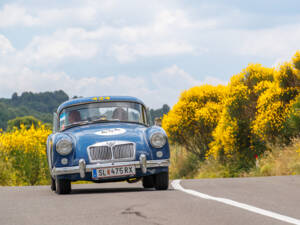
92;165;136;179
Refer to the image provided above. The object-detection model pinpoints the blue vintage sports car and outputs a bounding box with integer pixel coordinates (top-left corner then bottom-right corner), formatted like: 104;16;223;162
47;96;170;194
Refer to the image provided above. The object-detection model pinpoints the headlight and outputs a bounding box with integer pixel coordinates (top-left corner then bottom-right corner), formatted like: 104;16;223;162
56;139;73;155
150;132;166;148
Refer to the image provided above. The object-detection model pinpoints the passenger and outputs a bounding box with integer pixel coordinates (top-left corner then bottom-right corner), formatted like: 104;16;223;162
112;107;128;121
68;110;81;124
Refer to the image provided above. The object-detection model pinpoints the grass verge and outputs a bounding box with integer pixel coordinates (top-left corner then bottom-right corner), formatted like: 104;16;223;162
169;138;300;179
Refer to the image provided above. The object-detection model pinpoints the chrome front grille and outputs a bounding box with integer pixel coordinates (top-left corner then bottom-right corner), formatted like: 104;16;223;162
88;141;135;162
113;143;134;160
89;146;112;161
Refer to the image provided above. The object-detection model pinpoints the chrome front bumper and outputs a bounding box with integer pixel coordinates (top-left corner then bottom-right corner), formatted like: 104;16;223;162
52;155;170;178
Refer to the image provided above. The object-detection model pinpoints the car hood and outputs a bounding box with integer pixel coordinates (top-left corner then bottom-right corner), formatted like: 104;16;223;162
63;122;150;162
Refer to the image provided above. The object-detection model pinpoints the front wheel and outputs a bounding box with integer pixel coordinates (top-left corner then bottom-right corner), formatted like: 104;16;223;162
154;172;169;190
142;175;154;188
50;177;56;191
55;178;71;194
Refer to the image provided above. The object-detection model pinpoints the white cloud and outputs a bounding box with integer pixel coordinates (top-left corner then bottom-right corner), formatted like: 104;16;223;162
0;2;214;64
153;9;217;31
237;24;300;60
17;28;100;65
0;3;102;28
10;8;202;65
0;35;15;55
107;9;214;63
2;0;299;109
153;65;201;89
111;42;194;63
36;7;98;26
0;1;156;28
150;65;226;107
0;4;39;27
0;62;226;108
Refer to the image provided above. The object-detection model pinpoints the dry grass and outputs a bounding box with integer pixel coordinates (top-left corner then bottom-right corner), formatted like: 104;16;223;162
169;144;200;179
169;138;300;179
247;139;300;176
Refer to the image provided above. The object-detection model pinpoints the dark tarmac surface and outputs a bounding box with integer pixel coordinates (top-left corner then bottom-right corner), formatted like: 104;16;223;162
0;176;299;225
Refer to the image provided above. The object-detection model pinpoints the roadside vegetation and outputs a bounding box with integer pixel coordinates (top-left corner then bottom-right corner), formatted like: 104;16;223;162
0;90;68;130
164;51;300;179
0;52;299;186
169;140;300;179
0;124;51;186
0;100;169;186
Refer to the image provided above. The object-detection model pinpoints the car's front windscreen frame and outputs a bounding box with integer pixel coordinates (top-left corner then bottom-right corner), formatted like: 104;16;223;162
59;101;148;131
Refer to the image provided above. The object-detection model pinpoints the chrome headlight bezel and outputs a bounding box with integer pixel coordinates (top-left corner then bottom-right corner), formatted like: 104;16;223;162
150;132;166;148
56;139;73;156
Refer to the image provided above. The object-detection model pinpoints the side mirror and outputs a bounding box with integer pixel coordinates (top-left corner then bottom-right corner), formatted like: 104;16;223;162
154;117;162;126
53;112;59;133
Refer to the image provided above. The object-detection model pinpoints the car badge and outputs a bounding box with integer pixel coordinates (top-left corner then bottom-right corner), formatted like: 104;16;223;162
107;141;116;147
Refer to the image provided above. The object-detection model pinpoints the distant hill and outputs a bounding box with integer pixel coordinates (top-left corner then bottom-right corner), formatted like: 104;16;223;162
0;90;69;130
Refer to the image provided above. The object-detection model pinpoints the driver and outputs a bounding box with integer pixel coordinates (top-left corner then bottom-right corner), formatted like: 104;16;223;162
112;107;128;121
68;110;81;124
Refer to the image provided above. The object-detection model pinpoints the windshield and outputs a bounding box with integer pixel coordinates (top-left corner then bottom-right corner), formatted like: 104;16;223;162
59;102;147;130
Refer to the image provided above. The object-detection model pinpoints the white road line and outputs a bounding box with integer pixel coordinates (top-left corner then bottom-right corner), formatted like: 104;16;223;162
171;179;300;225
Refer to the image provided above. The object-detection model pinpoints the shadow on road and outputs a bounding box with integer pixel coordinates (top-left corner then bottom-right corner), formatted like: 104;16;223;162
69;187;174;195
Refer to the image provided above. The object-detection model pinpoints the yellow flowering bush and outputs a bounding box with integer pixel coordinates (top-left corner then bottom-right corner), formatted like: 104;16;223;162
208;113;238;160
208;58;298;167
275;63;298;89
252;62;299;143
0;124;51;185
208;79;254;166
162;85;225;159
164;51;300;173
292;51;300;70
252;83;291;142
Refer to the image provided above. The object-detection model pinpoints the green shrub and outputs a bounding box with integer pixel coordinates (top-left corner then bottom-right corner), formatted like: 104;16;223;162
0;156;15;186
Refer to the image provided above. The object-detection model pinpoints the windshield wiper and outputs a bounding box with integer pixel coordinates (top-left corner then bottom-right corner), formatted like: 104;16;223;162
64;120;89;129
88;118;148;127
88;118;120;124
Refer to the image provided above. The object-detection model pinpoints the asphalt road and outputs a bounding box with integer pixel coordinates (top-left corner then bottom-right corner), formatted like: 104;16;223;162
0;176;299;225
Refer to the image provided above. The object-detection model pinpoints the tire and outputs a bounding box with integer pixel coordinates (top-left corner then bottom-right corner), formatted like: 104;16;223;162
55;178;71;194
50;177;56;191
154;172;169;190
142;175;154;188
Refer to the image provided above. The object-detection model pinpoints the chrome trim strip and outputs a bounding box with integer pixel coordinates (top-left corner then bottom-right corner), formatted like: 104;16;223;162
47;137;54;178
52;159;170;176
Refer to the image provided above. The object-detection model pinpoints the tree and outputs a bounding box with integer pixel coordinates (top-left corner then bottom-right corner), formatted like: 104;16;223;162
0;90;69;130
7;116;41;131
11;93;18;102
149;104;170;125
162;104;170;114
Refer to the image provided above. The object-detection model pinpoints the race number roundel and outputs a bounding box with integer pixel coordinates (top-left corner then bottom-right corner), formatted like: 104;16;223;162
95;128;126;136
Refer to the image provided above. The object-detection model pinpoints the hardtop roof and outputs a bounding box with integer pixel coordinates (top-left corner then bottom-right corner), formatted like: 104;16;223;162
57;96;145;114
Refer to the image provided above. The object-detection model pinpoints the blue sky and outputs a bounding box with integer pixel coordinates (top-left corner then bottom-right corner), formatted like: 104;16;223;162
0;0;299;108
